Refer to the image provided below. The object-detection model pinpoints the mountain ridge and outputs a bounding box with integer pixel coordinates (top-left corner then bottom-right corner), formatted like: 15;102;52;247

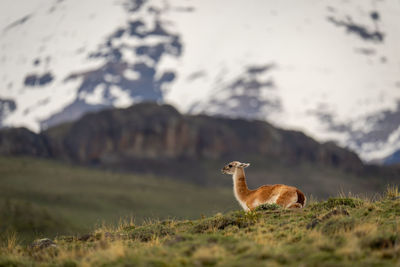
0;102;398;197
1;102;363;169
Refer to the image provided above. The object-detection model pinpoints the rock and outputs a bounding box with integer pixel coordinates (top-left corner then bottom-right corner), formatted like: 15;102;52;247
77;234;93;242
0;127;50;157
42;103;364;170
30;238;56;249
0;103;366;172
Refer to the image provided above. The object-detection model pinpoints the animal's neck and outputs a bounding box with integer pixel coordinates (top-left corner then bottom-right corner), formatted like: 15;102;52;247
233;168;250;201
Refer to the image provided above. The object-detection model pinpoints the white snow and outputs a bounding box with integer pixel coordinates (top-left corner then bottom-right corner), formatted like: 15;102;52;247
2;77;82;132
81;84;106;105
358;125;400;161
123;69;140;80
110;85;134;108
1;0;400;161
0;0;127;129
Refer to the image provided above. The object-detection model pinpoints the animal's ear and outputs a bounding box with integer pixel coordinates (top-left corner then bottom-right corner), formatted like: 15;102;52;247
239;163;250;168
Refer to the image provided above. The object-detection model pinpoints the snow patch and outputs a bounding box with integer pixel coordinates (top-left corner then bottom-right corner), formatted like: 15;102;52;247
123;69;140;80
81;84;106;105
358;126;400;162
110;85;134;108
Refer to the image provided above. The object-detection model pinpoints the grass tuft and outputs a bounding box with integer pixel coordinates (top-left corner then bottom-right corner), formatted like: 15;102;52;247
385;185;400;199
5;232;18;253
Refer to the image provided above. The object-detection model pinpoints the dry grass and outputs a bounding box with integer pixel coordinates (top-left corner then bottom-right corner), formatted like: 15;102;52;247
385;185;400;199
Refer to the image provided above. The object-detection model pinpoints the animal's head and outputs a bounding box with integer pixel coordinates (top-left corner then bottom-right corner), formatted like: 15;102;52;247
221;161;250;174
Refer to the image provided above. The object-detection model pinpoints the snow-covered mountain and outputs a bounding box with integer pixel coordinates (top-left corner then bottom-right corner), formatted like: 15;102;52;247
0;0;399;162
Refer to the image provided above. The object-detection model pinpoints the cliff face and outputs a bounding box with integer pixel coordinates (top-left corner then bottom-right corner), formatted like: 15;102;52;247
40;103;363;171
0;127;50;157
2;103;397;195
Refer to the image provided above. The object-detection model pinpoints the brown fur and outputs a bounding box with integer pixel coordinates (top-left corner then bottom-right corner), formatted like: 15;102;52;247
222;161;306;211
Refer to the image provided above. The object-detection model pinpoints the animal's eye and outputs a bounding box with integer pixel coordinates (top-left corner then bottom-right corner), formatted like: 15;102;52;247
228;164;232;168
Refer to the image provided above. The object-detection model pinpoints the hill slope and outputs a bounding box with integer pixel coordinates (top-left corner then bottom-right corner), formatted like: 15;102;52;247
0;156;236;243
1;190;399;266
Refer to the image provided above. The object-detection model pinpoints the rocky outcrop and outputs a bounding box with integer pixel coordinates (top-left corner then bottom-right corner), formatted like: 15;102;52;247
38;103;363;173
0;127;50;157
4;102;399;189
30;238;57;250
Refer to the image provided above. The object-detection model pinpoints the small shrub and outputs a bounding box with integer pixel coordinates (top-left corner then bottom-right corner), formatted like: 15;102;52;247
244;211;261;223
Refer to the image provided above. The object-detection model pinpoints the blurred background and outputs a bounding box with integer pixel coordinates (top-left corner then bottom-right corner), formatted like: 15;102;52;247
0;0;399;242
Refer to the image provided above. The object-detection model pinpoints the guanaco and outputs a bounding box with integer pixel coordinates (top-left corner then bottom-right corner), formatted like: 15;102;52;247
221;161;306;211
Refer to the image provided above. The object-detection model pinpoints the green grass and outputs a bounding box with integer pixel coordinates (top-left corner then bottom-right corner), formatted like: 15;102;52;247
1;190;399;266
0;156;236;242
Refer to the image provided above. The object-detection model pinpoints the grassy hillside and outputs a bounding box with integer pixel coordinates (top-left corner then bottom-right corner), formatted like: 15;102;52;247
0;156;236;242
1;188;399;266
